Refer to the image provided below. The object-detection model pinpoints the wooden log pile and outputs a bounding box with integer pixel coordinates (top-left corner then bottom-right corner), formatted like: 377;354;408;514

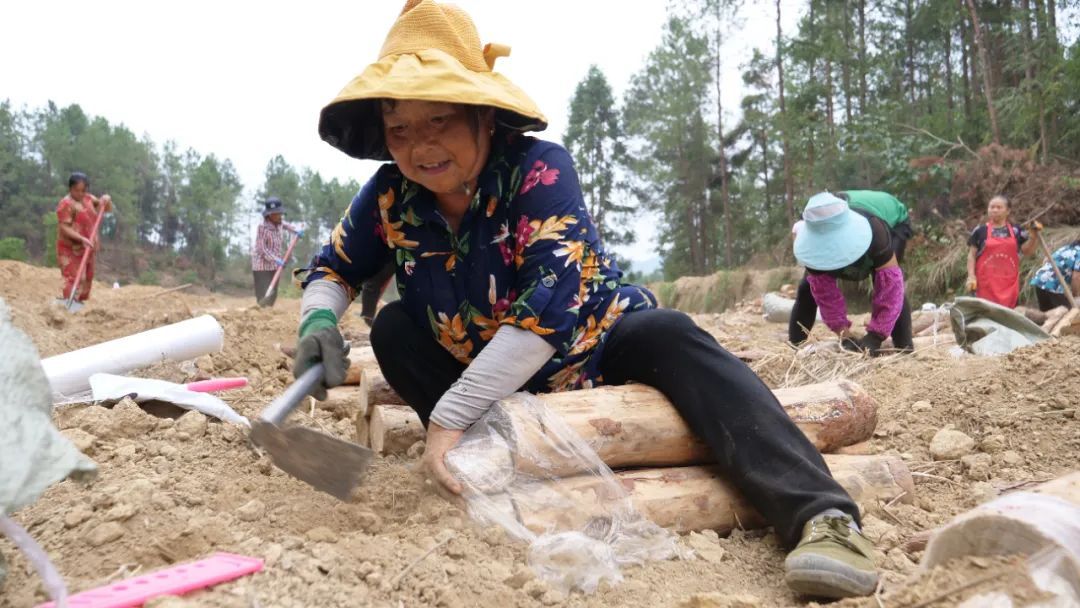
327;348;913;535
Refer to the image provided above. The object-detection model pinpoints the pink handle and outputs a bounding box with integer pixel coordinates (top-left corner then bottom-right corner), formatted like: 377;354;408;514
186;377;248;392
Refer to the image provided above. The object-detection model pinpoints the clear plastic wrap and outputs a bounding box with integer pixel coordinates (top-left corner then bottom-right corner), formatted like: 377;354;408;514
445;392;680;593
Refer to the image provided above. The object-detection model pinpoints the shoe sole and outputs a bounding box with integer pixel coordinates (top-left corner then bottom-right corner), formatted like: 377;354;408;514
785;564;878;599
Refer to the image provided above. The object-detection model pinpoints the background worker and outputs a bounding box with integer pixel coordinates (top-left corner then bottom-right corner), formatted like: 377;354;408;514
1030;239;1080;311
251;197;300;307
56;172;111;306
965;195;1038;308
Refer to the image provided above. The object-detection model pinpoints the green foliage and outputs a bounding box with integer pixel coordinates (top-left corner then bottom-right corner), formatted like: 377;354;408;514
0;237;27;261
41;212;57;267
136;269;159;286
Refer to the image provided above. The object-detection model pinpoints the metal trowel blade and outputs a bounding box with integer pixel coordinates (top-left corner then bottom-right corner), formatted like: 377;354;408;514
250;420;374;500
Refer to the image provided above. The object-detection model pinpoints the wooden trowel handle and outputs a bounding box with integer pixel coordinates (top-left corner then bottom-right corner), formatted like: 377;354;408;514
260;364;323;425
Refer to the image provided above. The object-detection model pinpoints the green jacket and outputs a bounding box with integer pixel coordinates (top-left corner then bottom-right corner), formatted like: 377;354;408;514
842;190;910;228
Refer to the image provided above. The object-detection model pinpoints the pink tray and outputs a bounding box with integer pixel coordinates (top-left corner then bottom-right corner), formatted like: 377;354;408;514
37;552;263;608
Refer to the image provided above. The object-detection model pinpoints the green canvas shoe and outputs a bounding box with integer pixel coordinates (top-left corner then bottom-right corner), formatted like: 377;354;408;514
784;514;879;598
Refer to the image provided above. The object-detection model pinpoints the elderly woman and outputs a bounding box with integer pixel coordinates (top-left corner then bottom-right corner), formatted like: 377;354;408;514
966;195;1038;308
56;172;111;307
789;191;914;356
294;0;878;598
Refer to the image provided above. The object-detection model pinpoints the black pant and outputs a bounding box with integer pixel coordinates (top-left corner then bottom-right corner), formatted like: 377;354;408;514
1035;287;1072;312
371;301;859;548
359;261;397;326
253;270;278;307
788;276;913;348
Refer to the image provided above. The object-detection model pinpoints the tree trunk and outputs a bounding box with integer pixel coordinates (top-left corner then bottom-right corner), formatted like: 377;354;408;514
759;127;773;236
858;0;868;114
905;0;918;109
492;455;914;535
369;379;879;463
825;55;837;182
963;0;1002;144
945;25;955;132
841;0;854;124
1020;0;1049;164
776;0;795;227
367;404;425;454
715;9;734;269
960;17;973;121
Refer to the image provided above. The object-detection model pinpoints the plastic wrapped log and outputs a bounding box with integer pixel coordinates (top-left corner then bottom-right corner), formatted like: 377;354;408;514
502;454;914;535
920;472;1080;600
369;404;426;455
377;380;877;466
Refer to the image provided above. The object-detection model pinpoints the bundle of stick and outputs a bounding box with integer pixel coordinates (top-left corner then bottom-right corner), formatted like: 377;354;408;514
337;352;913;535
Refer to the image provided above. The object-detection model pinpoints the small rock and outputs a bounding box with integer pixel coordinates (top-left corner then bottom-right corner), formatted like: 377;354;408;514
980;435;1007;453
503;566;535;589
911;400;932;413
87;522;126;547
540;590;563;606
63;504;93;529
997;450;1023;466
357;561;377;577
355;511;382;533
971;481;999;504
930;428;975;460
306;526;338;543
111;398;157;438
62;428;98;454
175;411;208;439
68;405;113;436
685;531;726;564
961;453;993;481
115;444;139;461
236;499;266;522
884;547;916;574
264;544;284;567
364;571;382;585
195;355;214;372
104;503;140;522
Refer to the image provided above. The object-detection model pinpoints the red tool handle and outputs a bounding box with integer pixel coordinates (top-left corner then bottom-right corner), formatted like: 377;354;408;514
263;232;300;301
65;202;108;308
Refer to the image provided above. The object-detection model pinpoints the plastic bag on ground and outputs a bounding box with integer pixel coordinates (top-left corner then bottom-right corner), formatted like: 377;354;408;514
88;373;249;426
445;392;680;594
949;296;1051;356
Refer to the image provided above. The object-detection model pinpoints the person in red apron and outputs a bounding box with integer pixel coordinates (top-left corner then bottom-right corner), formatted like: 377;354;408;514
965;195;1037;308
56;172;111;303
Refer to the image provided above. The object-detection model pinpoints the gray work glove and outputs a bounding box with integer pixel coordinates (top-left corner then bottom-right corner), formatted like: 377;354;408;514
294;309;350;400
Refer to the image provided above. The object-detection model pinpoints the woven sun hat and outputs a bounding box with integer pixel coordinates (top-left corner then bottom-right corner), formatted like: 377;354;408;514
262;197;287;217
793;192;873;271
318;0;548;161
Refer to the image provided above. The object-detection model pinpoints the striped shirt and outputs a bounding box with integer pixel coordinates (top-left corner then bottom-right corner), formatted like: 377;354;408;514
252;220;285;271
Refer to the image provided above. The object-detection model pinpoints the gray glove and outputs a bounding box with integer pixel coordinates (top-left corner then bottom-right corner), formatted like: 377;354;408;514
293;319;350;400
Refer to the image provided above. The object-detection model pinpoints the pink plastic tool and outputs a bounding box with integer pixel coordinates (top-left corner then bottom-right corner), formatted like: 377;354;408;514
186;377;248;393
37;552;263;608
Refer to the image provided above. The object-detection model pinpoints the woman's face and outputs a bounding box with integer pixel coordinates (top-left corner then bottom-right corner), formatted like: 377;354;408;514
987;198;1009;223
70;180;87;200
382;100;494;197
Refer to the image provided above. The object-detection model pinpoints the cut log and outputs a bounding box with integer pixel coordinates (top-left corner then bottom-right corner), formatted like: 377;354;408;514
344;346;380;386
1051;308;1080;337
369;404;425;455
920;471;1080;601
320;378;368;422
381;380;877;467
494;454;914;535
1042;306;1068;333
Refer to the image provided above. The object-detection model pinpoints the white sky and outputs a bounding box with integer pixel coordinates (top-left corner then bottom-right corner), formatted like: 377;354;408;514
1;0;798;265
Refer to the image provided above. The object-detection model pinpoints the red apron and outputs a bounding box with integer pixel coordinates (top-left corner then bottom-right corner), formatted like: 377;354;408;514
975;222;1020;308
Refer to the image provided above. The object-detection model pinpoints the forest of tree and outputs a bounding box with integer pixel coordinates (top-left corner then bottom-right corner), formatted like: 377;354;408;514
565;0;1080;280
0;101;359;284
2;1;1079;287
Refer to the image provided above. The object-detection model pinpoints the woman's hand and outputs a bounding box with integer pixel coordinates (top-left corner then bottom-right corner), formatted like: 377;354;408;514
422;422;465;495
966;276;977;292
80;235;95;250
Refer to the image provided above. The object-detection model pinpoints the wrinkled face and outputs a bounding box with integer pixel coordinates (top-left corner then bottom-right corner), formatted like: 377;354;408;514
70;180;87;200
382;100;494;196
987;198;1009;223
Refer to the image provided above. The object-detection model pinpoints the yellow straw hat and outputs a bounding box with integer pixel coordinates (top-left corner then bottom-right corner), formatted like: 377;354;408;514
319;0;548;161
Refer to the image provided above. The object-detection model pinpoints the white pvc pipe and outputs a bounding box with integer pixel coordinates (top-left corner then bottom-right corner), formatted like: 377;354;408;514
41;315;225;402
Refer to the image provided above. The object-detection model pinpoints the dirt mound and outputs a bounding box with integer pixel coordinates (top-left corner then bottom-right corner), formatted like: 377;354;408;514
2;260;1078;607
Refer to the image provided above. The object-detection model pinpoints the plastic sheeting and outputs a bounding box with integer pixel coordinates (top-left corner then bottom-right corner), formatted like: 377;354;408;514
762;292;821;324
0;298;95;597
949;296;1051;356
89;373;249;426
445;392;680;594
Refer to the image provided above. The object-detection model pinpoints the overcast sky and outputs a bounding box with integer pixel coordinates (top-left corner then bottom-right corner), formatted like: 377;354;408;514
1;0;797;265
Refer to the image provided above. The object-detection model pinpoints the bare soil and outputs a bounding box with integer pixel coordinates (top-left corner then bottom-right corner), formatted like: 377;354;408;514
2;260;1077;608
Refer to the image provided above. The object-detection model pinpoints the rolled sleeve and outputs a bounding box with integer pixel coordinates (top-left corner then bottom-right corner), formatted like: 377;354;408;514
503;148;589;355
300;173;392;299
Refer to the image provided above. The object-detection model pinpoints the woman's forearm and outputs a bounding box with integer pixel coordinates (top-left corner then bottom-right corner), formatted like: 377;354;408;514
966;247;977;277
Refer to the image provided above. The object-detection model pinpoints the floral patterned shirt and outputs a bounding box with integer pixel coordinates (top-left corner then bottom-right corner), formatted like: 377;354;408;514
1029;243;1080;295
302;136;656;392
